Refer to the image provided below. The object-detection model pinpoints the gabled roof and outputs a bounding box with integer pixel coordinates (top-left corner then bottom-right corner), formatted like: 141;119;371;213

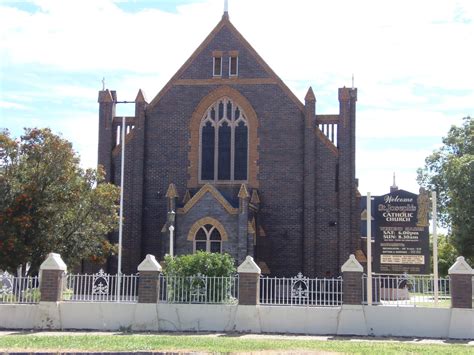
149;14;304;111
177;183;238;215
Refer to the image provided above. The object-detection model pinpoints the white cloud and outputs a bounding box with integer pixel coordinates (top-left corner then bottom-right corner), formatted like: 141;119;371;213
357;146;434;195
0;100;29;110
357;109;465;138
1;0;472;192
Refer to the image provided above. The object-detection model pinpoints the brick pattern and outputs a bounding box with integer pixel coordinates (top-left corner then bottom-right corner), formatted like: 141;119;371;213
238;272;260;305
450;274;473;308
342;271;363;305
187;85;260;188
303;94;316;276
40;270;65;302
138;271;160;303
97;18;360;277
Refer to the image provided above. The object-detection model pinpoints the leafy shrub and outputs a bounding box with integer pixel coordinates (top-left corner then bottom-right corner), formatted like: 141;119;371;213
164;251;235;277
0;293;17;303
62;288;74;301
21;288;40;302
163;252;236;303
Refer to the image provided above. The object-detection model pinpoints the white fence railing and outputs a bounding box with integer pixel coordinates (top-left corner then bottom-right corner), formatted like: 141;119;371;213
260;273;343;306
65;269;139;302
0;271;40;304
159;274;239;304
362;274;450;307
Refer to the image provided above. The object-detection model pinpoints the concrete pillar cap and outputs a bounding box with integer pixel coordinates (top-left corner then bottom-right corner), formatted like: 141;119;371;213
341;254;363;273
448;256;473;275
138;254;162;272
39;253;67;271
237;256;261;274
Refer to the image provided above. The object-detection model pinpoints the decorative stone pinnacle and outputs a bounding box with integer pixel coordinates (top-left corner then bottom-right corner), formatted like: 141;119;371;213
165;183;178;199
250;189;260;204
341;254;363;273
98;89;113;103
237;256;261;274
135;89;147;103
238;184;249;199
305;87;316;102
448;256;473;275
138;254;162;272
40;253;67;271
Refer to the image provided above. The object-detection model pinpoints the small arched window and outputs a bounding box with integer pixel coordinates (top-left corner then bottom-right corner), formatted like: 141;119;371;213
200;98;248;182
193;224;222;253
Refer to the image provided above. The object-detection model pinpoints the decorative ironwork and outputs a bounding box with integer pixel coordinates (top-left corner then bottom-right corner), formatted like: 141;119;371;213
260;273;343;307
0;271;14;296
0;271;40;304
189;273;207;300
92;269;109;296
66;271;139;302
290;272;309;299
160;274;239;304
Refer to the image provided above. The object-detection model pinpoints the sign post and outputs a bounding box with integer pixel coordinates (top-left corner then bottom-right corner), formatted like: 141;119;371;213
432;191;438;305
367;193;372;305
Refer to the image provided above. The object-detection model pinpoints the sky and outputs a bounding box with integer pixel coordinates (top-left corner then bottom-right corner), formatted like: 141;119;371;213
0;0;473;196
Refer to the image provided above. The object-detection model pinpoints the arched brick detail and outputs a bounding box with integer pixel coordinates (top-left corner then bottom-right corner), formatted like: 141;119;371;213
187;217;229;241
188;86;259;188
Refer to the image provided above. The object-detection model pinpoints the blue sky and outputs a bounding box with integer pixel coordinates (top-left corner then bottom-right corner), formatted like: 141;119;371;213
0;0;473;196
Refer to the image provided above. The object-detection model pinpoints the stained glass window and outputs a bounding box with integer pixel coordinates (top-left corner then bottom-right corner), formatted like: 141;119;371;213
199;98;248;182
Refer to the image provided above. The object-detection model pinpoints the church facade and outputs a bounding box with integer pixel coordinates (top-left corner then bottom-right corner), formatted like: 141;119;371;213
97;11;360;277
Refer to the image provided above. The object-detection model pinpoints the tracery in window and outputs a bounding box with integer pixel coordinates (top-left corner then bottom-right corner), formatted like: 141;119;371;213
193;224;222;253
199;98;248;182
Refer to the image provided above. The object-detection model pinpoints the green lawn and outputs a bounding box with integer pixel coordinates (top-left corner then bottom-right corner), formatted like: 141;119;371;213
0;334;472;354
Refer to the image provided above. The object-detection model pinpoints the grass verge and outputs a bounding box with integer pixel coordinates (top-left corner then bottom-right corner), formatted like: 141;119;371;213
0;334;473;354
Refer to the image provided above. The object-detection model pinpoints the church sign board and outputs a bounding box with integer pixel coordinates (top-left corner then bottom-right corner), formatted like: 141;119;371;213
373;189;430;274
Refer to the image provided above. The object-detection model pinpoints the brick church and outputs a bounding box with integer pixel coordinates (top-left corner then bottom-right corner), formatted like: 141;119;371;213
97;8;360;277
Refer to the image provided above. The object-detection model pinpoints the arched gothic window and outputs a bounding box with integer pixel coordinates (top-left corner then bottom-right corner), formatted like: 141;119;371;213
194;224;222;253
200;98;248;182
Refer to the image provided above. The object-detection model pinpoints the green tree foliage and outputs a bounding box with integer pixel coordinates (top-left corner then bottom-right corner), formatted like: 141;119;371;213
417;117;473;263
163;252;237;303
0;128;120;274
164;251;236;277
435;235;458;277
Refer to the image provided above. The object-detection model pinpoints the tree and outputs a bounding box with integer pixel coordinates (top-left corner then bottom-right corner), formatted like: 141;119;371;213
0;128;120;274
417;117;474;263
435;235;458;277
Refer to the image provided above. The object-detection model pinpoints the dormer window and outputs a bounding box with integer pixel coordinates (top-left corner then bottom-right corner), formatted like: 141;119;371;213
213;51;223;77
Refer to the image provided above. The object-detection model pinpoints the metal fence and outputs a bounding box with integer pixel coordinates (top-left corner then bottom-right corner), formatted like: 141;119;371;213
159;274;239;304
362;273;450;307
0;271;40;304
260;273;343;306
65;269;139;302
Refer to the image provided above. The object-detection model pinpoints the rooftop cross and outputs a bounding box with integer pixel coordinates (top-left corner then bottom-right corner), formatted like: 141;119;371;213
224;0;228;14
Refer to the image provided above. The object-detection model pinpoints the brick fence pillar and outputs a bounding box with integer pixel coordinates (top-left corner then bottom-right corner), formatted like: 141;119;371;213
137;254;162;303
448;256;473;309
341;254;363;305
39;253;67;302
238;256;261;305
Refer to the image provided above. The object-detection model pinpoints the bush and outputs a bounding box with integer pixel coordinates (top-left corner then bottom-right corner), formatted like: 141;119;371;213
21;288;40;302
62;288;74;301
163;252;236;303
164;251;236;277
0;293;17;303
